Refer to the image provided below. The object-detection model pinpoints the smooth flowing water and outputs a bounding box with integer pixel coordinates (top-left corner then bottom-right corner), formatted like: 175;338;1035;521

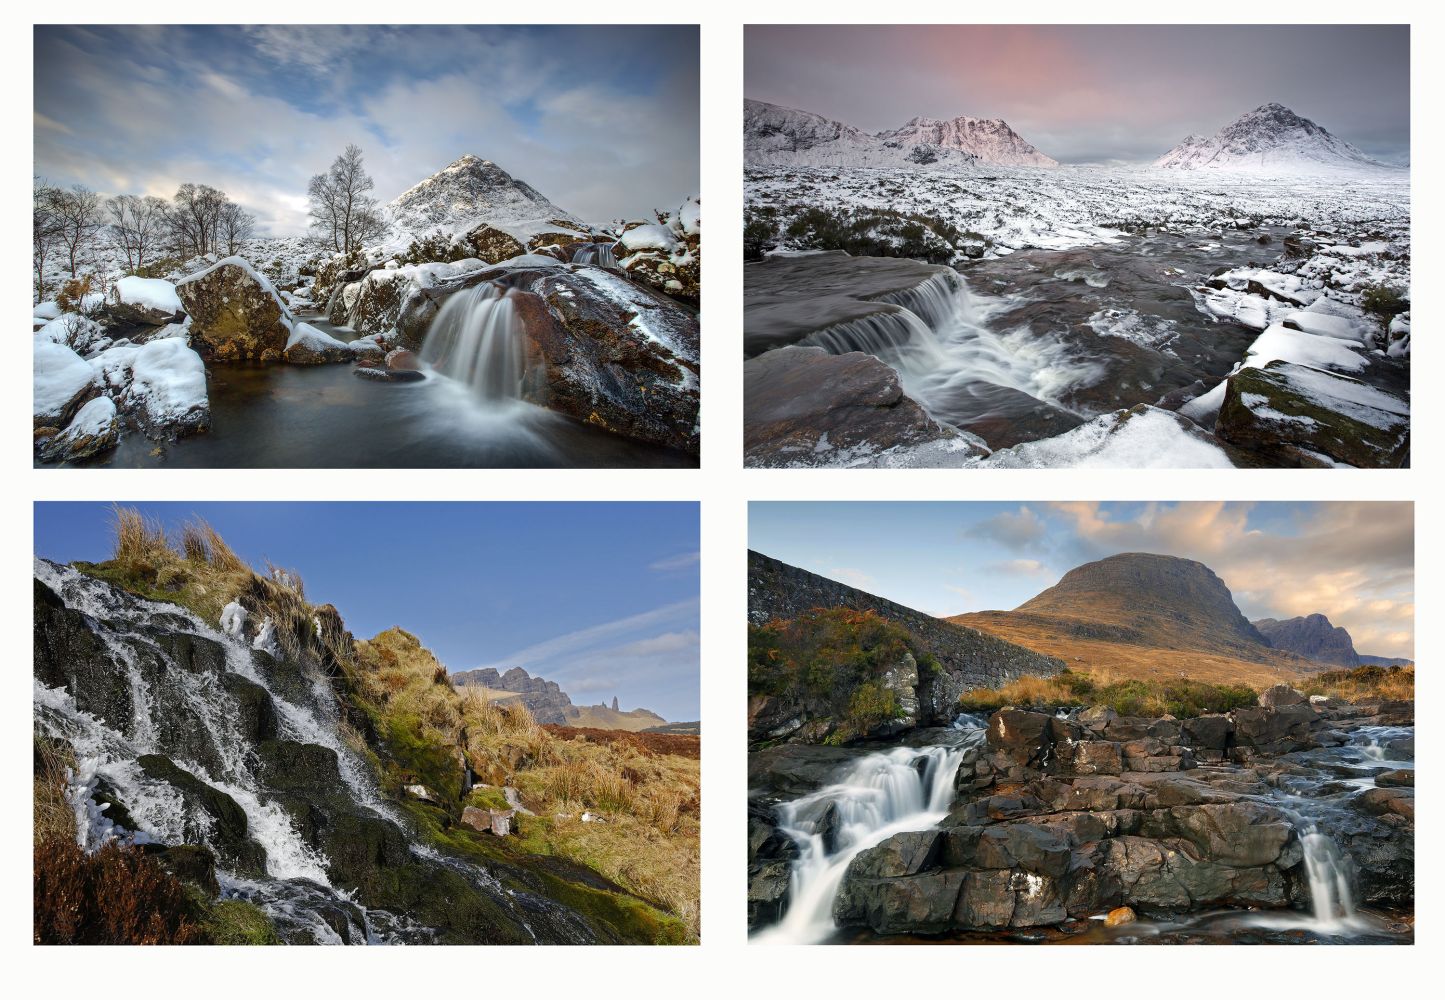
763;230;1285;450
754;715;987;945
420;283;528;402
84;311;692;469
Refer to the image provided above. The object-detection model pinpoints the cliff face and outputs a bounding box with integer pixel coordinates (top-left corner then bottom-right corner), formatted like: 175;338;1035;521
451;666;575;725
1254;614;1361;668
747;550;1063;723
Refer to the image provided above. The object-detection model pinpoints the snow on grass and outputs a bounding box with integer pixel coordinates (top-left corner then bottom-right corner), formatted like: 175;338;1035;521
34;340;96;423
111;276;182;314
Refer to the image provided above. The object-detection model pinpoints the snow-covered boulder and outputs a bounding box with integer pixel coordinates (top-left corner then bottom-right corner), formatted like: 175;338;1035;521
35;313;109;355
124;337;210;438
36;396;119;463
34;340;98;429
106;276;184;327
1215;360;1409;468
282;322;352;365
617;199;700;304
174;256;292;362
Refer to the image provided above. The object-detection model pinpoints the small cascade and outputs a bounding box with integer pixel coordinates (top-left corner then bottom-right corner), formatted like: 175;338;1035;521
874;269;964;331
756;718;986;945
1299;826;1357;927
419;283;528;402
571;242;619;269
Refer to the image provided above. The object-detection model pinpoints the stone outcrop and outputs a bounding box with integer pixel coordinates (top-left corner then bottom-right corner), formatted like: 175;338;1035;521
744;347;962;467
748;700;1414;937
748;551;1065;725
450;666;576;726
1254;614;1361;667
174;257;292;363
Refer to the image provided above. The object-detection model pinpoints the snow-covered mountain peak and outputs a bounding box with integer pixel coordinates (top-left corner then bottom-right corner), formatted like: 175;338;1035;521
385;154;578;242
1155;103;1393;174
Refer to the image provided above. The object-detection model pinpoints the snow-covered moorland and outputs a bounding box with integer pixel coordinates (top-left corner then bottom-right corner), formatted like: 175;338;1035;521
743;164;1409;469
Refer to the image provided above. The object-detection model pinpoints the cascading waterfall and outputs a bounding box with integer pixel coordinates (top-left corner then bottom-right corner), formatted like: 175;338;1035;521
33;558;398;943
792;271;1102;425
571;242;618;269
419;283;529;402
754;716;986;945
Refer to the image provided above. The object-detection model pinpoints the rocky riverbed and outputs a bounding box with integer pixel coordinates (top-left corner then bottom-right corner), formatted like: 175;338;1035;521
748;688;1413;944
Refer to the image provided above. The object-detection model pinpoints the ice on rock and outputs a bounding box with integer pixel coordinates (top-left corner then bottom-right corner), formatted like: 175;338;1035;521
619;224;680;253
983;406;1235;469
220;601;248;639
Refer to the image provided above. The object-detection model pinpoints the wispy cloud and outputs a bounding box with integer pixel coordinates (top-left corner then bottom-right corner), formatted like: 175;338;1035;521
649;551;700;572
471;599;701;718
830;566;876;589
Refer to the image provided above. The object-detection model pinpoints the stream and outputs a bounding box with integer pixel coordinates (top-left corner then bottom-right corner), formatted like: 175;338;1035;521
77;313;693;469
753;715;1413;946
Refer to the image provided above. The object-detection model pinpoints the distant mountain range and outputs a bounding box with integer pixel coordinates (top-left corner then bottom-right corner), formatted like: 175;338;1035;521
450;665;666;732
744;98;1058;168
1252;613;1412;669
1154;102;1396;174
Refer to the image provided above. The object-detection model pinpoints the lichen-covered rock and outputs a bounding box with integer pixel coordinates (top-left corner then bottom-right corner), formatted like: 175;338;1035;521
617;199;700;305
464;224;527;264
744;347;957;467
175;257;292;362
1216;359;1409;468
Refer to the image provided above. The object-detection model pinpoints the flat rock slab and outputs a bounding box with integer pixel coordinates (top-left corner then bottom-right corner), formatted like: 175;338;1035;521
744;251;956;357
744;346;955;466
1217;359;1409;467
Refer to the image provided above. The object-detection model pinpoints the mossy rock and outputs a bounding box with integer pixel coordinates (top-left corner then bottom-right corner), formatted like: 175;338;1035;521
1216;360;1409;468
136;754;265;874
203;898;282;945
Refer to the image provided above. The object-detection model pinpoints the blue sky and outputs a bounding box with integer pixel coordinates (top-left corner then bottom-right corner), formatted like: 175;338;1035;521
35;25;699;233
750;501;1413;658
35;502;700;720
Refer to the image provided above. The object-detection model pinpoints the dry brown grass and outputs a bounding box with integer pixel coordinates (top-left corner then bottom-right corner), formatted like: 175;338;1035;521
1300;665;1414;703
33;735;76;849
351;629;700;936
953;614;1318;688
35;839;206;944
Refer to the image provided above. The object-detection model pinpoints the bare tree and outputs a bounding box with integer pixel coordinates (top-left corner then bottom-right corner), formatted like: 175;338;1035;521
169;183;230;258
51;184;106;278
107;194;169;272
33;178;63;299
308;144;382;254
217;201;257;256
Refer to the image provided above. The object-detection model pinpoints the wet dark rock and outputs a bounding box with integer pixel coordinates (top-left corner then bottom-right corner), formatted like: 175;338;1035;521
744;346;961;466
1375;769;1413;788
137;754;266;875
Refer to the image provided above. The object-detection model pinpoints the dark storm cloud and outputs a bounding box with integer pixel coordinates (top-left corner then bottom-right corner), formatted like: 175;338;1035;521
35;25;699;234
745;25;1409;164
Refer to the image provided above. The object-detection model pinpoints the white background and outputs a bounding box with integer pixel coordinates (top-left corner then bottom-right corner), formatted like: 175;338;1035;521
5;1;1437;991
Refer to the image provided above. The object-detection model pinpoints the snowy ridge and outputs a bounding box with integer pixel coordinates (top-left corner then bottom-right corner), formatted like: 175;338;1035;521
877;116;1058;168
1155;103;1395;175
384;153;581;243
744;99;1056;168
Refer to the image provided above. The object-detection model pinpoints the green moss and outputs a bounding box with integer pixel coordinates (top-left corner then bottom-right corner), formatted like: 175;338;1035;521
203;898;281;945
466;786;512;812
